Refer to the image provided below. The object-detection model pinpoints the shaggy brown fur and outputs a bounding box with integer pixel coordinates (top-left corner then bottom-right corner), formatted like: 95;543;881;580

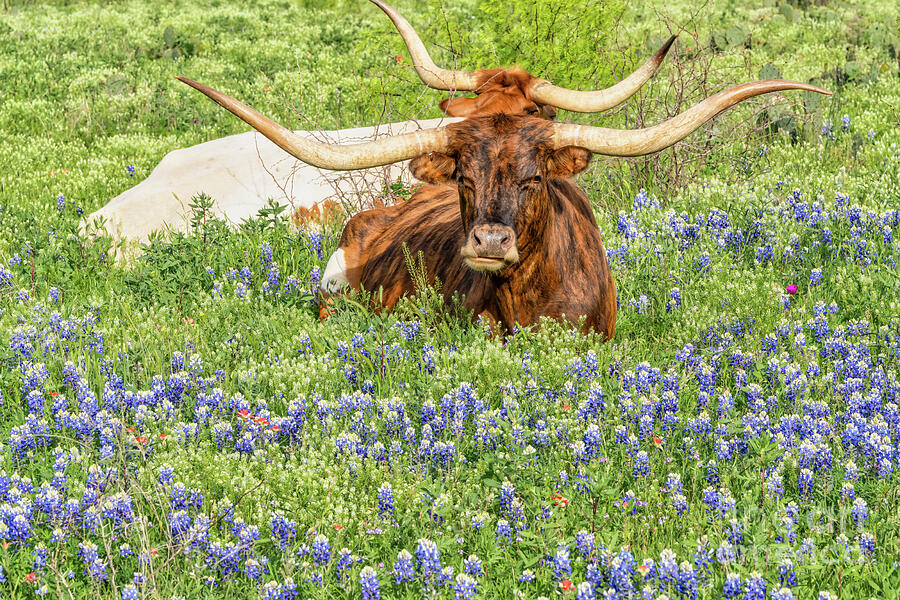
330;114;616;339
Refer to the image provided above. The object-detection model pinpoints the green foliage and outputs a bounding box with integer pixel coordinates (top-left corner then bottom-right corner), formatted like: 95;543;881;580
0;1;899;598
474;0;625;85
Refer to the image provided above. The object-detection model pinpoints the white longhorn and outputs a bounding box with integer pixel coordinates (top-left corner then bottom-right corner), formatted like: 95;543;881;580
84;117;458;255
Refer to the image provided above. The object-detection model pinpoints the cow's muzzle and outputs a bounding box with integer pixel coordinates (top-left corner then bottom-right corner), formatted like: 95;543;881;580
461;224;519;272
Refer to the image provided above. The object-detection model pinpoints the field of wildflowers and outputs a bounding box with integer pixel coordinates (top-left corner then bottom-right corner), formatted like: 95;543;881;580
1;0;900;598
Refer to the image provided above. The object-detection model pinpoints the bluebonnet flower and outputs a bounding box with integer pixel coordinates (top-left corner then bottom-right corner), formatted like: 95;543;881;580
723;573;742;598
841;114;850;132
672;494;688;515
630;294;650;314
633;451;650;477
415;538;442;577
127;164;136;177
495;519;513;544
575;530;596;560
771;588;795;600
463;554;483;578
840;482;855;501
270;512;297;550
360;566;380;600
809;268;823;287
744;572;766;600
311;534;331;566
766;473;784;500
777;558;797;587
519;570;535;583
851;498;868;528
499;481;515;514
260;242;273;268
575;581;595;600
377;482;394;518
716;541;736;565
308;232;324;260
632;189;658;211
696;252;711;272
121;584;139;600
552;546;571;581
56;194;65;211
0;265;13;289
453;573;477;600
675;562;698;599
666;287;682;312
393;549;415;584
858;533;876;559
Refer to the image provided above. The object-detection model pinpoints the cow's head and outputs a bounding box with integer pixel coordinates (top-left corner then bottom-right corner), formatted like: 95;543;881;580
408;115;589;272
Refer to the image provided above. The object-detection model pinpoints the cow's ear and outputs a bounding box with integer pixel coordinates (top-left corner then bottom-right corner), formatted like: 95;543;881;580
544;146;592;178
410;152;457;184
439;97;478;117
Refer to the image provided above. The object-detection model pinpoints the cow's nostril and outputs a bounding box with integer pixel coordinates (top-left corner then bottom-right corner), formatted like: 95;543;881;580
473;231;483;247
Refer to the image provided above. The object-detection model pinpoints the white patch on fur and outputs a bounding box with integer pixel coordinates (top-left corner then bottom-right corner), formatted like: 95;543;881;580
322;248;349;293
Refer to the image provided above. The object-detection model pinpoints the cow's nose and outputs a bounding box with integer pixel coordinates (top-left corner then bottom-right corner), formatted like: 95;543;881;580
470;225;515;257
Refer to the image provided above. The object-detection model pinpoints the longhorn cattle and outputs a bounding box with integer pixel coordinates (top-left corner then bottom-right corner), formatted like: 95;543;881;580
85;0;677;252
179;2;829;338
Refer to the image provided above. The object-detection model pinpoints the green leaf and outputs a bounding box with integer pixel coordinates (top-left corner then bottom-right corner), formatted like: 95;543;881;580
778;3;794;22
163;26;177;49
725;25;747;48
105;73;129;96
759;63;782;81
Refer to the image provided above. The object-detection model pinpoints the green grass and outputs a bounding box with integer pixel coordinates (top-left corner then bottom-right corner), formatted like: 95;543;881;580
1;0;900;598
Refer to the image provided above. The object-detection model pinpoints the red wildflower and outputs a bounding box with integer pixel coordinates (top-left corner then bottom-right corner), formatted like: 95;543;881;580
562;403;570;411
135;436;148;446
637;564;649;575
395;55;403;63
334;524;344;531
127;427;136;433
25;572;38;584
255;417;270;426
270;425;281;432
237;410;250;419
50;392;58;397
159;433;167;439
560;580;574;591
185;317;195;325
652;436;663;447
552;494;569;508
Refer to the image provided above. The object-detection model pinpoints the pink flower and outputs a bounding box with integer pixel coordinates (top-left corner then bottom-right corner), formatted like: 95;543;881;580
786;284;798;295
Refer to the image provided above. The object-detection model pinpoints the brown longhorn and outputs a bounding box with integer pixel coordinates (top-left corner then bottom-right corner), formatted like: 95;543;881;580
178;2;831;337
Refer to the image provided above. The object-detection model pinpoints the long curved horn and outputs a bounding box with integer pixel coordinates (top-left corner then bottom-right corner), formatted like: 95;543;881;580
177;77;451;170
529;36;678;113
370;0;479;91
551;80;831;156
